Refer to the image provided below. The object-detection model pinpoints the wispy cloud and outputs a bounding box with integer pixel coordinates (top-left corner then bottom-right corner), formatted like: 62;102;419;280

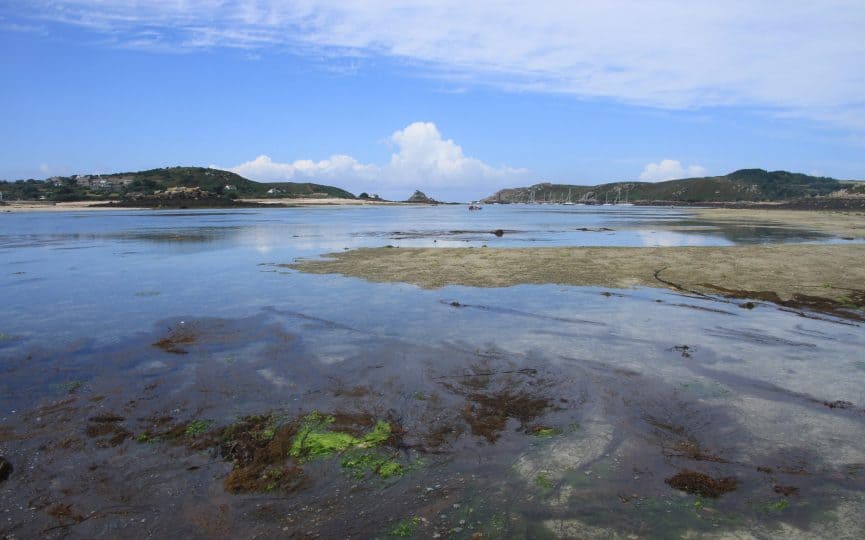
7;1;865;129
220;122;530;200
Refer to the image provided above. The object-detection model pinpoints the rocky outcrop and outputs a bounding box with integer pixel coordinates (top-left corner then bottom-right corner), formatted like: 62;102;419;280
405;190;439;204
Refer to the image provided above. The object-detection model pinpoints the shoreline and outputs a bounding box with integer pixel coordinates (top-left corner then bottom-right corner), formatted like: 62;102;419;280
0;198;418;212
692;207;865;239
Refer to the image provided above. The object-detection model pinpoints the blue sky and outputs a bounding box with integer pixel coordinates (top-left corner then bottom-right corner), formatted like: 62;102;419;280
2;1;864;201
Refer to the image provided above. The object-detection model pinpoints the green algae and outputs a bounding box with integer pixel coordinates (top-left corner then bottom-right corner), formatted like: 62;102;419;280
287;413;405;479
134;432;159;444
762;499;790;513
535;472;553;489
486;513;509;536
531;427;561;438
386;516;421;537
258;425;277;442
289;412;342;460
289;412;395;465
361;420;393;446
378;460;404;478
262;466;285;492
184;419;213;437
222;413;280;443
298;431;358;459
341;450;405;479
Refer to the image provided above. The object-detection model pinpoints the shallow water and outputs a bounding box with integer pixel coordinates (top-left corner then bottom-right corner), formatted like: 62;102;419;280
1;205;864;538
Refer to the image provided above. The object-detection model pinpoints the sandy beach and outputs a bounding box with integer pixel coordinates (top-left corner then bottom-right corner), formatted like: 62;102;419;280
0;201;135;212
0;198;430;212
237;198;408;206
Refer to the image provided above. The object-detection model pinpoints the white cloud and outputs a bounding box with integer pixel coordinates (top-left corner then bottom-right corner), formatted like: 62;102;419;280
220;122;529;200
639;160;707;182
229;154;379;184
10;1;865;129
383;122;527;188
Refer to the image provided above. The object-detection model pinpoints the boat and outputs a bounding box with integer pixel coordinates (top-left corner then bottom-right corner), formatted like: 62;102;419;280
619;189;634;206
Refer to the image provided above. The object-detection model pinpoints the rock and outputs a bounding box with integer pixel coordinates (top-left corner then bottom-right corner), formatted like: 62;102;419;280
0;457;12;482
492;229;504;236
405;190;439;204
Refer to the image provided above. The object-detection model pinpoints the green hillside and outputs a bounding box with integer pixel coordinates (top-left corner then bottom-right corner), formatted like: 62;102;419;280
482;169;843;204
842;181;865;195
0;167;356;202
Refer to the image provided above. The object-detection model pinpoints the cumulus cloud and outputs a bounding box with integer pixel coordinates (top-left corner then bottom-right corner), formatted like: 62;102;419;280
221;122;529;200
384;122;527;188
8;1;865;129
639;160;707;182
229;154;379;184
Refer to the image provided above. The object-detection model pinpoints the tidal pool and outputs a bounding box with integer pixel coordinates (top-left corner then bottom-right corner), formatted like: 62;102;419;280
1;205;863;538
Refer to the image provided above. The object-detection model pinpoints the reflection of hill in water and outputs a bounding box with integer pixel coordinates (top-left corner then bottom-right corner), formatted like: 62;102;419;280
659;219;836;244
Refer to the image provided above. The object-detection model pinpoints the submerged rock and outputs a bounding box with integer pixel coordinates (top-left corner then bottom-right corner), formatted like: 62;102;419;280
665;469;738;497
514;419;614;486
0;457;12;482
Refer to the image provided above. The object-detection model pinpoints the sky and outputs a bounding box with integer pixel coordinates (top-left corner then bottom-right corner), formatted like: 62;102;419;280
1;1;865;201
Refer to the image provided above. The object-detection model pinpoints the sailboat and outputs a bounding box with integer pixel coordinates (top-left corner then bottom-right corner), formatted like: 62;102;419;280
619;189;634;206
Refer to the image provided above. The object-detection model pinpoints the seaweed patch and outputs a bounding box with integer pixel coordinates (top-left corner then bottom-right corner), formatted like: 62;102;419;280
665;469;738;498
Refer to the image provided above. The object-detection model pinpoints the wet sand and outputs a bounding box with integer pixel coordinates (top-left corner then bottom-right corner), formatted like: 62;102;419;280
693;208;865;239
290;244;865;311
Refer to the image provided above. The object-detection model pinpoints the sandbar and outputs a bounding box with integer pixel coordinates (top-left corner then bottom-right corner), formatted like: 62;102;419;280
289;243;865;308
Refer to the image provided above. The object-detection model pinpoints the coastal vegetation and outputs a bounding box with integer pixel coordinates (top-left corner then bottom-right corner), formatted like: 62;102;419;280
0;166;355;202
3;166;862;206
482;169;857;204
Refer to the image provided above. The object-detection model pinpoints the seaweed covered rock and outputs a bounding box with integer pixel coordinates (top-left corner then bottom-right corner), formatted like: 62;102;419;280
665;469;738;498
